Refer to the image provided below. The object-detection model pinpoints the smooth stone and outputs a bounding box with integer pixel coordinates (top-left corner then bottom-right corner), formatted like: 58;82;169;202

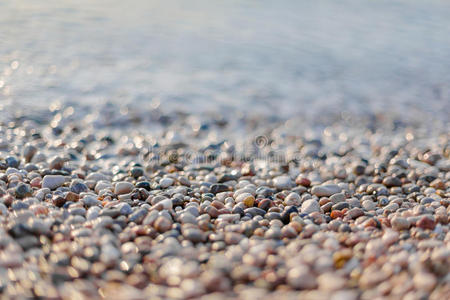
284;192;301;206
258;199;272;211
42;175;65;190
311;184;341;197
218;174;238;183
23;145;37;162
86;172;110;182
136;181;151;191
100;208;121;218
301;199;321;214
5;156;19;168
362;200;377;211
382;176;402;187
420;197;435;205
128;208;148;223
391;216;410;230
95;181;113;193
15;183;32;199
130;167;144;178
244;207;266;217
159;198;173;210
384;203;399;213
115;182;134;195
184;206;199;217
347;207;364;219
416;216;436;230
160;178;174;188
210;184;229;194
82;195;101;207
330;192;345;203
183;228;205;243
68;207;86;216
332;202;350;211
273;175;294;190
154;216;172;232
116;203;132;215
70;181;88;194
180;213;197;224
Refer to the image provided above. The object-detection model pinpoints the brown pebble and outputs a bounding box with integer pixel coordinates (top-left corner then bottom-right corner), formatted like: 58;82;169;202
52;196;66;207
65;192;79;202
416;216;435;230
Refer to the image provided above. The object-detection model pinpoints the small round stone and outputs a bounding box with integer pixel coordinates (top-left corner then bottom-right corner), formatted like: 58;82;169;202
160;178;174;188
301;199;320;214
15;183;32;199
273;175;294;189
70;181;88;194
42;175;66;190
114;181;134;194
391;216;410;230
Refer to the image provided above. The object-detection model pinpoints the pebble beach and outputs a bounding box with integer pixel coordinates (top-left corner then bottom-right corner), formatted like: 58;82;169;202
1;1;450;299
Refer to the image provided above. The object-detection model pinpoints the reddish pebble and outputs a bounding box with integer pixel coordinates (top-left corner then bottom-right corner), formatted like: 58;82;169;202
331;210;344;219
211;200;224;210
205;206;219;218
295;177;311;187
319;198;330;206
30;177;41;188
416;216;436;230
258;199;272;211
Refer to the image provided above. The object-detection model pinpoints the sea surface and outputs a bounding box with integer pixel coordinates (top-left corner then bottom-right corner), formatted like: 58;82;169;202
1;0;450;125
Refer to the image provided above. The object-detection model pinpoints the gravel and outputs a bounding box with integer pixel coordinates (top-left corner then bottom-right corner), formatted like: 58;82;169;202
0;101;448;299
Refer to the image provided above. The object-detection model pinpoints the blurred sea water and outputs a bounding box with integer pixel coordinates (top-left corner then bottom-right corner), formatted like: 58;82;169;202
1;0;449;125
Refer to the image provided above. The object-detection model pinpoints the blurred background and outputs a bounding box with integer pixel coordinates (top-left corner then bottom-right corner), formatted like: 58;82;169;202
1;0;449;124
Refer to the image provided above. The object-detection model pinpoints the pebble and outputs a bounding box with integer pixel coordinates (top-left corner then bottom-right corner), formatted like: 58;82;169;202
160;177;174;188
70;181;88;194
391;216;410;230
312;184;341;197
154;216;172;232
15;183;32;199
116;202;132;215
330;192;345;203
416;216;435;230
82;195;101;207
210;183;229;194
285;192;301;206
384;203;399;213
130;167;144;178
42;175;66;190
362;200;377;211
114;181;134;195
273;175;293;189
332;202;349;211
183;228;204;243
5;156;19;168
347;207;364;219
301;199;321;214
23;144;37;162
